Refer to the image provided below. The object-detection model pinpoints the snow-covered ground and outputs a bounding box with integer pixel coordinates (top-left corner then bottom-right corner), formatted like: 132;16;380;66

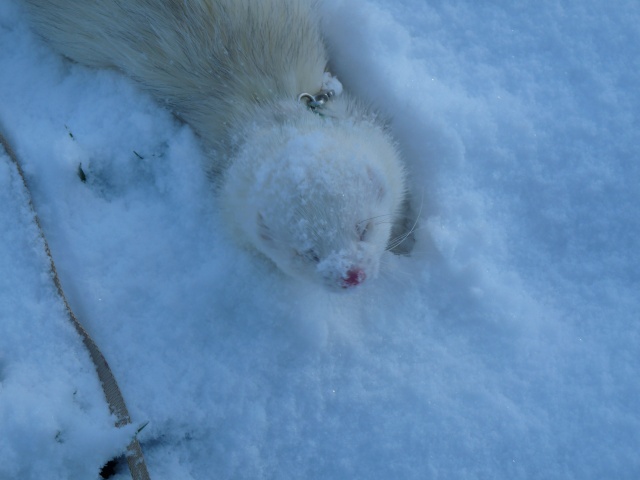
1;0;639;478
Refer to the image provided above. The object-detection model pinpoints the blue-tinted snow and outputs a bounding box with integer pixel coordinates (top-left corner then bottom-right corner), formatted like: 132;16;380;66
1;0;638;478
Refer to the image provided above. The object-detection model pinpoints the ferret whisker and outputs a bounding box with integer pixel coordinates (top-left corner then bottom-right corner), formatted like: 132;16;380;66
386;192;424;252
357;213;395;226
386;225;427;252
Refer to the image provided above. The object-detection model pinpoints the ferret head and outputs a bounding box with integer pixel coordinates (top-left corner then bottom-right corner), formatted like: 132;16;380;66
224;121;405;291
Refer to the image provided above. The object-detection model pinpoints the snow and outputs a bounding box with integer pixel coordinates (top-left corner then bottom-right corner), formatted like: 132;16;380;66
1;0;639;478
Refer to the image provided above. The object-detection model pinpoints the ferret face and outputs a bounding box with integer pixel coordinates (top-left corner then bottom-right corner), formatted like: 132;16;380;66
253;161;399;291
255;175;393;290
226;120;406;291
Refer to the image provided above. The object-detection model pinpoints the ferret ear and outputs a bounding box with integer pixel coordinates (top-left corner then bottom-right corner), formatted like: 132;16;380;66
257;213;272;242
366;166;386;202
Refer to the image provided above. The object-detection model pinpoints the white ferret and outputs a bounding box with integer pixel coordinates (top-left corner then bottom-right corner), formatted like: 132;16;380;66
24;0;408;291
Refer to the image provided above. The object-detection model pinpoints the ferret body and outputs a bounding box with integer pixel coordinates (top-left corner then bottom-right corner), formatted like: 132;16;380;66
24;0;407;290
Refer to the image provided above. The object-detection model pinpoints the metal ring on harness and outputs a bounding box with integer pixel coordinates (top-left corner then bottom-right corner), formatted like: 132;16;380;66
298;89;335;111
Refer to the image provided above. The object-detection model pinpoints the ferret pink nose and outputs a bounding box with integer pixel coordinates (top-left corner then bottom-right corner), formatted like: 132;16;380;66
342;268;367;288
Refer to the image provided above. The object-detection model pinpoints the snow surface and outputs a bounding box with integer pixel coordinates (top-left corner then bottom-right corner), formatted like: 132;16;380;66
1;0;639;478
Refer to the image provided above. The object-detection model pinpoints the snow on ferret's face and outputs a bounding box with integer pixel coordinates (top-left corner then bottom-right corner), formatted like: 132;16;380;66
251;134;403;291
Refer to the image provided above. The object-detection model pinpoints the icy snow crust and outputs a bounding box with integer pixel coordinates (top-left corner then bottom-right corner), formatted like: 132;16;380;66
1;0;639;478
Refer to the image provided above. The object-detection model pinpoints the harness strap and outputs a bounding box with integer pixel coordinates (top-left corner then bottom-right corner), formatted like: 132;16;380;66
0;128;151;480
